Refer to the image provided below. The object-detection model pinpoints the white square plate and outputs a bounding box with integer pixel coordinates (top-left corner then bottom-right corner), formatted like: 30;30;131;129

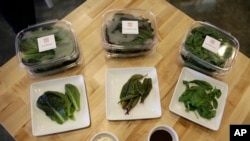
106;67;162;120
169;67;228;130
30;75;90;136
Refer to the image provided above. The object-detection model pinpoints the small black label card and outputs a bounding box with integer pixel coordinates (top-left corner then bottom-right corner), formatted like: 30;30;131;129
230;125;250;141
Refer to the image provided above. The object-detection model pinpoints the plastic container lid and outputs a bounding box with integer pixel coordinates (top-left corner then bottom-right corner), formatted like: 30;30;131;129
180;21;239;76
101;8;158;57
15;20;81;77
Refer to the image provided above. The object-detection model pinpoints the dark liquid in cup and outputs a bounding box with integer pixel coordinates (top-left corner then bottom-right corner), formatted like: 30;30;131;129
150;130;172;141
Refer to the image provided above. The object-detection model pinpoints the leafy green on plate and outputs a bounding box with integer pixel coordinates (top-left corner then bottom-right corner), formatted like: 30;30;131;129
179;80;222;120
36;83;81;124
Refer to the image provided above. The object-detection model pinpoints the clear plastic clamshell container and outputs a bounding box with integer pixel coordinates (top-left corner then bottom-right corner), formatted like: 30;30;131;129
15;20;82;77
101;8;158;57
180;21;239;77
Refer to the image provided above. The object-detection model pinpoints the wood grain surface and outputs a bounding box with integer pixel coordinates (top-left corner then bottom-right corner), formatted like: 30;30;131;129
0;0;249;140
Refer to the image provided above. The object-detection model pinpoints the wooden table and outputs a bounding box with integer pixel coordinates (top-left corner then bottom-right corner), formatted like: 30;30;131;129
1;0;250;140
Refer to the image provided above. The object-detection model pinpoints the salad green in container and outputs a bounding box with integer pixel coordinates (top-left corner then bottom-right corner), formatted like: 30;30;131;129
101;8;158;57
180;21;239;76
15;20;82;77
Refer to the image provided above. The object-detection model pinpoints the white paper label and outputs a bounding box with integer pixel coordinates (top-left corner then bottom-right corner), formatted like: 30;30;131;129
37;34;56;52
122;21;139;34
202;35;221;54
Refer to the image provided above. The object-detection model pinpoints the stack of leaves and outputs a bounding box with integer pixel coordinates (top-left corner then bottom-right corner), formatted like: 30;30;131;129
178;80;221;119
36;84;80;124
119;74;153;115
